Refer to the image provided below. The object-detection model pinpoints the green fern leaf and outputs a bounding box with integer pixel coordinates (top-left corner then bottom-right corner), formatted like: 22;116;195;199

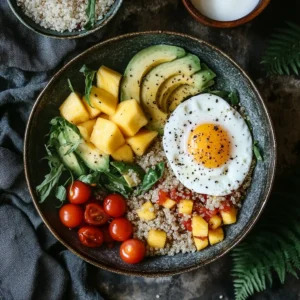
261;22;300;75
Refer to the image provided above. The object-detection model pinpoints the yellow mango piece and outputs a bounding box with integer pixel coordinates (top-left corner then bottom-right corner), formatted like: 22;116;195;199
147;229;167;249
137;202;156;221
208;227;224;245
77;119;96;142
99;113;110;120
110;99;148;137
82;96;101;119
208;215;222;230
97;65;122;99
59;92;89;125
89;86;118;116
90;118;125;154
111;144;134;163
162;198;176;209
126;129;158;156
192;215;208;238
194;237;209;251
220;207;237;225
178;200;193;215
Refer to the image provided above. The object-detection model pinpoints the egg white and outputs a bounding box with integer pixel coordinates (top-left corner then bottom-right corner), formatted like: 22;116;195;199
163;93;253;196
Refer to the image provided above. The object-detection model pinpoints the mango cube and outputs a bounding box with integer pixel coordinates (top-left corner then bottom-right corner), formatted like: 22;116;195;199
89;86;118;116
178;200;193;215
162;198;176;209
90;118;125;154
208;228;224;245
82;96;101;119
147;229;167;249
126;129;158;156
59;92;89;125
77;119;96;142
194;237;209;251
137;202;156;221
97;65;122;99
110;99;148;137
208;215;222;230
111;144;134;163
220;207;237;225
99;113;110;120
192;215;208;238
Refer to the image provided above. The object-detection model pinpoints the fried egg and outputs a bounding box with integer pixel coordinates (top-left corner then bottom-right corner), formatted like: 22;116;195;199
163;93;253;196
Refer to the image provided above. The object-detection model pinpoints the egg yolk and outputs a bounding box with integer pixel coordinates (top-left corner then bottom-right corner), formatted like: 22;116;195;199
187;123;231;168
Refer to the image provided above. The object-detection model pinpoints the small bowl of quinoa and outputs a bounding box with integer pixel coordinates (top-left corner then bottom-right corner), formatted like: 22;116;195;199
6;0;123;39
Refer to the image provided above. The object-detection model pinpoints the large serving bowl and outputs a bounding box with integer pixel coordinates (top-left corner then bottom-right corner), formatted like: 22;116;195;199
24;32;276;277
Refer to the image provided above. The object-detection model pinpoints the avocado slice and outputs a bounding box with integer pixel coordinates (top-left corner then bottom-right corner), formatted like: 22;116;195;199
120;45;186;102
158;64;216;112
140;54;201;133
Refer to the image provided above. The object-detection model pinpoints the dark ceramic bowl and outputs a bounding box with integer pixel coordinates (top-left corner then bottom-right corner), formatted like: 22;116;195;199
7;0;123;39
24;31;276;277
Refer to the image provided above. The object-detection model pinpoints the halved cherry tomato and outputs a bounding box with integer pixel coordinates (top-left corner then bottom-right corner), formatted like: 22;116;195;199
183;219;192;231
157;190;169;205
194;203;218;222
59;204;83;228
68;181;92;204
220;200;232;212
103;194;127;218
120;239;146;264
84;203;110;226
109;218;133;242
78;226;104;247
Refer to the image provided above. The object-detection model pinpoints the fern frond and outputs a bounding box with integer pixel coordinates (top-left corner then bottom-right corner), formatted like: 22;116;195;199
231;170;300;300
261;22;300;75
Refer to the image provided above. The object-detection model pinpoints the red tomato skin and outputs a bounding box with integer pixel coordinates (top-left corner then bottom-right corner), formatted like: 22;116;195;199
109;218;133;242
183;219;192;231
59;204;83;228
84;203;110;226
157;190;169;205
78;226;104;247
120;239;146;264
68;181;92;204
103;194;127;218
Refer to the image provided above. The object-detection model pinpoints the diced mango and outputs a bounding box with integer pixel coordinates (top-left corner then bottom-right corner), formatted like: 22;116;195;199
99;113;110;120
162;198;177;209
89;86;118;116
90;118;125;154
59;92;90;125
220;207;237;225
194;237;209;251
147;229;167;249
110;99;148;137
208;227;224;245
178;200;193;215
77;119;97;142
137;202;156;221
192;215;208;237
82;96;101;119
111;144;134;163
97;65;122;99
208;215;222;230
126;129;158;156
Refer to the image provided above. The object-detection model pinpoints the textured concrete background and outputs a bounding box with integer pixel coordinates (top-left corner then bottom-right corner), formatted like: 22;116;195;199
85;0;300;299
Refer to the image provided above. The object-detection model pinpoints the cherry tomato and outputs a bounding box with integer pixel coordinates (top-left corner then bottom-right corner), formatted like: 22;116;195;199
183;219;192;231
157;190;169;205
109;218;133;242
84;203;110;226
103;194;127;218
220;200;232;212
78;226;104;247
194;203;218;222
68;181;92;204
120;239;146;264
59;204;83;228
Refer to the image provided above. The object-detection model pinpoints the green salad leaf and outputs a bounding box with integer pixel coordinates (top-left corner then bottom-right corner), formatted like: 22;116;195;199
55;185;67;202
85;0;96;30
253;141;263;161
102;172;133;198
67;79;75;93
78;172;101;185
227;91;239;106
110;161;145;178
80;64;96;107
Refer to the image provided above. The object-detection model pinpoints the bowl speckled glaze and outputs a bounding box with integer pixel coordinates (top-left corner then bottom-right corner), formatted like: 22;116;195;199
6;0;123;39
24;32;276;277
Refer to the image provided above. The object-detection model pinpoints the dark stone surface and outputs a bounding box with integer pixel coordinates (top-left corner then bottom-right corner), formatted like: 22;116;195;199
82;0;300;299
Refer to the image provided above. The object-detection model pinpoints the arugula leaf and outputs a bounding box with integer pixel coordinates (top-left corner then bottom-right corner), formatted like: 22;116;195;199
102;172;133;198
68;79;75;93
110;161;145;179
63;140;81;156
135;162;165;195
245;117;253;133
227;91;239;106
209;90;230;98
254;141;263;161
78;172;101;185
80;64;96;107
85;0;96;30
55;185;67;202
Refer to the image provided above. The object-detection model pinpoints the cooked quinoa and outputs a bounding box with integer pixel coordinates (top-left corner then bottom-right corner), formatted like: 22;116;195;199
126;139;254;256
17;0;115;32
